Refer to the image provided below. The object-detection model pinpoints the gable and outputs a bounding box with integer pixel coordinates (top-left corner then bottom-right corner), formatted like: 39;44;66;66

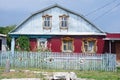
9;4;106;36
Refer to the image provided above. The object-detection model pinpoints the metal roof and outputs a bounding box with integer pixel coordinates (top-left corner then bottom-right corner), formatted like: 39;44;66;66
10;4;105;34
0;34;6;37
103;38;120;40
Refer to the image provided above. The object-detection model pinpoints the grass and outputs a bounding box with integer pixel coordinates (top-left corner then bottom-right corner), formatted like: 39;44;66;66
0;67;41;79
0;67;120;80
76;71;120;80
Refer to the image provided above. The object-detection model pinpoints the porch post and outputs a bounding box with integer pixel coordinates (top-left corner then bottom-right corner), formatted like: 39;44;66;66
11;37;15;54
109;40;111;53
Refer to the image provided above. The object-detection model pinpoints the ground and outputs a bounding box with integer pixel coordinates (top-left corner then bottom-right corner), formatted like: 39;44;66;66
0;67;120;80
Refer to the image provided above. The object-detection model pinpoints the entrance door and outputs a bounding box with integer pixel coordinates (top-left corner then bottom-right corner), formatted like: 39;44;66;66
0;39;2;51
116;41;120;61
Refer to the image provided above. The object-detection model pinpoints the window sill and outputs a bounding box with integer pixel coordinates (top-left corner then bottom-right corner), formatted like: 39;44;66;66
60;27;68;30
43;27;51;30
83;51;96;54
62;50;73;53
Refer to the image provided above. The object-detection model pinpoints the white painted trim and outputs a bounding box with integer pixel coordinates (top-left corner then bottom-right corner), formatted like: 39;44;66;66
11;37;15;54
10;32;106;36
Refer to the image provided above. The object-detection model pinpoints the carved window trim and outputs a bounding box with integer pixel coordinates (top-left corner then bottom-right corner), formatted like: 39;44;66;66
81;38;97;54
59;14;69;31
37;38;47;51
42;14;52;30
61;37;74;53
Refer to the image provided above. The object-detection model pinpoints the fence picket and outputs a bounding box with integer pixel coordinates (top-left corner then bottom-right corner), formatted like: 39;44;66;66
0;51;116;71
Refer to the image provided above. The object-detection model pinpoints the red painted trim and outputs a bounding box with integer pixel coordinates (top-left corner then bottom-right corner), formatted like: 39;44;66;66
74;38;82;53
50;37;62;52
97;38;105;54
30;39;37;52
107;33;120;38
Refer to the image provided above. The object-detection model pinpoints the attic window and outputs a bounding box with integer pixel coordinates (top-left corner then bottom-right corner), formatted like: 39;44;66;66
81;38;97;54
59;14;69;30
42;15;52;30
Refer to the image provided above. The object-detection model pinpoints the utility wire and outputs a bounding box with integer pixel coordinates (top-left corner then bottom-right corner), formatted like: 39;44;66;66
85;0;118;16
93;2;120;21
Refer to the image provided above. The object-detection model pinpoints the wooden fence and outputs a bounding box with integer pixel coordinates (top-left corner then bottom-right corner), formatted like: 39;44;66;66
0;51;116;71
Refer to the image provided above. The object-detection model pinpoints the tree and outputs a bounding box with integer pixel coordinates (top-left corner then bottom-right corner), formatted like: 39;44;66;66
0;25;16;50
16;36;30;51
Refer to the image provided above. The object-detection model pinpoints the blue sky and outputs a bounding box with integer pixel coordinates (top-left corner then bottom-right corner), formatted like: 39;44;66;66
0;0;120;33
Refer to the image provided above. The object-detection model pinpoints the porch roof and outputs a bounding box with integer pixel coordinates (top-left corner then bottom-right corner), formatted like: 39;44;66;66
0;34;6;37
103;38;120;41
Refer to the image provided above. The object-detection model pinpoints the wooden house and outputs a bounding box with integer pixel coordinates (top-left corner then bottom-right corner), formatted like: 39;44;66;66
0;34;7;51
9;4;120;61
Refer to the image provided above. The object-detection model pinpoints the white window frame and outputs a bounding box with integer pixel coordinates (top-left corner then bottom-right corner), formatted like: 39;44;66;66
37;38;47;50
59;15;69;30
82;38;97;53
62;37;74;53
42;15;52;29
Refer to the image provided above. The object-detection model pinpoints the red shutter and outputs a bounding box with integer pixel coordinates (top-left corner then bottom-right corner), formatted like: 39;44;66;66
30;39;37;52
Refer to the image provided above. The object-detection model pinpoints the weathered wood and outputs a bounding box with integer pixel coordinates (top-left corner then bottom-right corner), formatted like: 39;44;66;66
4;59;10;73
0;51;116;71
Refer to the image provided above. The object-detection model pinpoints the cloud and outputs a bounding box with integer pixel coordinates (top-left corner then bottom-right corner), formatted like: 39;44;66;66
0;0;120;32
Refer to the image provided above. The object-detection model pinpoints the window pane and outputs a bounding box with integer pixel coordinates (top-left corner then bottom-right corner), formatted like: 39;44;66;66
65;21;67;27
64;45;67;50
44;21;46;26
88;41;95;51
68;41;72;50
40;42;45;48
62;21;64;27
63;40;72;52
48;21;50;27
61;17;67;27
44;17;51;27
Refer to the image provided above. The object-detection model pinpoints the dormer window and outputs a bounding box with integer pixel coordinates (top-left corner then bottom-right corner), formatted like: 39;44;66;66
59;15;69;30
42;15;52;30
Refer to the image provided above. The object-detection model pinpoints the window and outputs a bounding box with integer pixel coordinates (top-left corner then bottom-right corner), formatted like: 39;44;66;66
42;15;52;29
37;38;47;51
62;37;74;52
82;38;97;53
59;15;69;30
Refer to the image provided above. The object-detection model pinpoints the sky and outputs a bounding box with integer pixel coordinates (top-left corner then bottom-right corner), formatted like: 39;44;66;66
0;0;120;33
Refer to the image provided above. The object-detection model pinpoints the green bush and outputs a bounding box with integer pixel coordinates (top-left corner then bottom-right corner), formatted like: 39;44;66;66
16;36;30;51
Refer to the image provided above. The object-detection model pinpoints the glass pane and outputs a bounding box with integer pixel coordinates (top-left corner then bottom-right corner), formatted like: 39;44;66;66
47;21;50;27
61;17;67;27
88;41;95;51
40;42;45;48
44;17;51;27
44;21;47;26
68;41;72;50
84;45;88;52
62;21;64;27
65;21;67;27
64;45;67;50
